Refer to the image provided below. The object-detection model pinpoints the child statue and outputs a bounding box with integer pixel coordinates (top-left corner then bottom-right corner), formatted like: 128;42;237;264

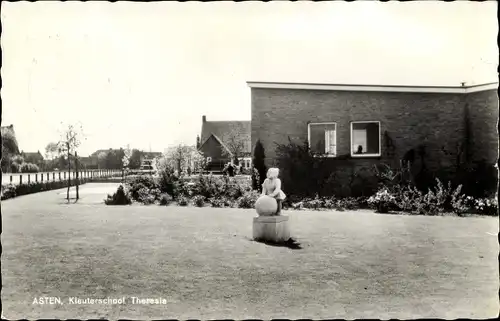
261;167;286;215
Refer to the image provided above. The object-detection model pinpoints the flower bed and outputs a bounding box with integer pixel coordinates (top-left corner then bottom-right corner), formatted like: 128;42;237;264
106;168;498;216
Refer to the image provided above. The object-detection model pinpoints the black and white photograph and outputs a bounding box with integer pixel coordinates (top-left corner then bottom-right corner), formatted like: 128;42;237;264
1;0;498;319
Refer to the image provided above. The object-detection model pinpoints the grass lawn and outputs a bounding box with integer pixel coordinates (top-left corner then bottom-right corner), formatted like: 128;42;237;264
1;183;498;319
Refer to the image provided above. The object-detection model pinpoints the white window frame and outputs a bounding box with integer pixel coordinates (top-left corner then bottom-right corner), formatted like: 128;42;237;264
307;122;337;157
244;158;251;168
350;121;381;157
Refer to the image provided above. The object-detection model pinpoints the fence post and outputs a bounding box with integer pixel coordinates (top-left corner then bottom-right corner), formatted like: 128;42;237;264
20;175;22;185
28;174;30;184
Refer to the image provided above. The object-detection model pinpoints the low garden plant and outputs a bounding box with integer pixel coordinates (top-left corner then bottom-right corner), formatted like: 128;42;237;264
104;185;132;205
192;195;206;207
367;189;396;213
159;193;173;206
236;190;260;209
177;195;189;206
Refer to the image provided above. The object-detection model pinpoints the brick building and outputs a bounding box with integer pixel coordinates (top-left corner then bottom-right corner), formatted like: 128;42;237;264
199;115;252;172
249;81;498;172
21;151;45;167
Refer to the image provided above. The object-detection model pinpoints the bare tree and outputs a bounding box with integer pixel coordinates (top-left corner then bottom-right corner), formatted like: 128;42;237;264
220;124;246;165
57;123;84;201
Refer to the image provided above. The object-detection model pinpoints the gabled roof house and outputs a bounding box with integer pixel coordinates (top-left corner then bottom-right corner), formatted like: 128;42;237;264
198;115;252;169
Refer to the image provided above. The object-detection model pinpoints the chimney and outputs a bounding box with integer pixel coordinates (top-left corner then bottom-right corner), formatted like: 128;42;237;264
202;115;206;123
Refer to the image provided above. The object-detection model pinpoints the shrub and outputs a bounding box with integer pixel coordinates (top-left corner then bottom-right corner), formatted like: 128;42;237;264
302;197;323;210
275;139;318;198
223;176;246;199
336;197;363;210
126;175;159;201
159;193;173;205
20;162;40;173
190;174;246;200
367;188;396;213
192;195;206;207
1;184;17;199
136;187;160;205
191;174;222;198
350;167;380;197
209;196;234;208
473;197;498;216
105;185;132;205
157;167;180;197
455;161;498;198
381;178;471;215
274;138;379;198
236;190;260;208
391;184;424;213
450;193;470;215
177;195;189;206
252;139;267;191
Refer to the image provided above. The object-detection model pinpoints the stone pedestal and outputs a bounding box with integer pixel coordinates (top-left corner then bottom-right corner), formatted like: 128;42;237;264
253;215;290;243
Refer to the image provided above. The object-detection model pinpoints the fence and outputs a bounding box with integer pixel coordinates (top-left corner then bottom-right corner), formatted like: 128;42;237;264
1;169;124;186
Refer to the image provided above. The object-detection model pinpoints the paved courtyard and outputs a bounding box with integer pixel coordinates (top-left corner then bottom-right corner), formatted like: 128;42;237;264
1;183;498;319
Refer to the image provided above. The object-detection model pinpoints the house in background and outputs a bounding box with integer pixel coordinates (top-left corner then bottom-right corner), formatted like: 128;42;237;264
79;156;99;169
198;115;252;172
249;81;498;174
140;152;162;171
141;152;163;163
88;149;162;170
21;151;45;169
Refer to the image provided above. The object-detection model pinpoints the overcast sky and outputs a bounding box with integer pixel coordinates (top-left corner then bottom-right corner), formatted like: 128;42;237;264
1;1;498;156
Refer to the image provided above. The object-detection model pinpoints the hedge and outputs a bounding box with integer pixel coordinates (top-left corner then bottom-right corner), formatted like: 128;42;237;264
1;178;91;201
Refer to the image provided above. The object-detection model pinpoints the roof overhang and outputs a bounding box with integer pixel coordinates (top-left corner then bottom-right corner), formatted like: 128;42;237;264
199;133;233;156
247;81;499;94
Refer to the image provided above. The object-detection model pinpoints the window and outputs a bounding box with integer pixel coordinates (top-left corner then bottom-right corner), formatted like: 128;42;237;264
350;121;381;157
308;122;337;156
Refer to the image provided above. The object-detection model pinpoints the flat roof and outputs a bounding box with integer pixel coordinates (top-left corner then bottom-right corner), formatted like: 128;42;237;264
247;81;498;94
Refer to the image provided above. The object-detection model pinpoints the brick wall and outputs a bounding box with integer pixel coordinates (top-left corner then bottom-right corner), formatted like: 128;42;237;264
465;89;499;164
251;87;497;171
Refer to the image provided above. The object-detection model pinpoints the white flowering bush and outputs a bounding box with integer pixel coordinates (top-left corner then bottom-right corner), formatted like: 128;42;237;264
367;188;396;213
473;197;498;216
